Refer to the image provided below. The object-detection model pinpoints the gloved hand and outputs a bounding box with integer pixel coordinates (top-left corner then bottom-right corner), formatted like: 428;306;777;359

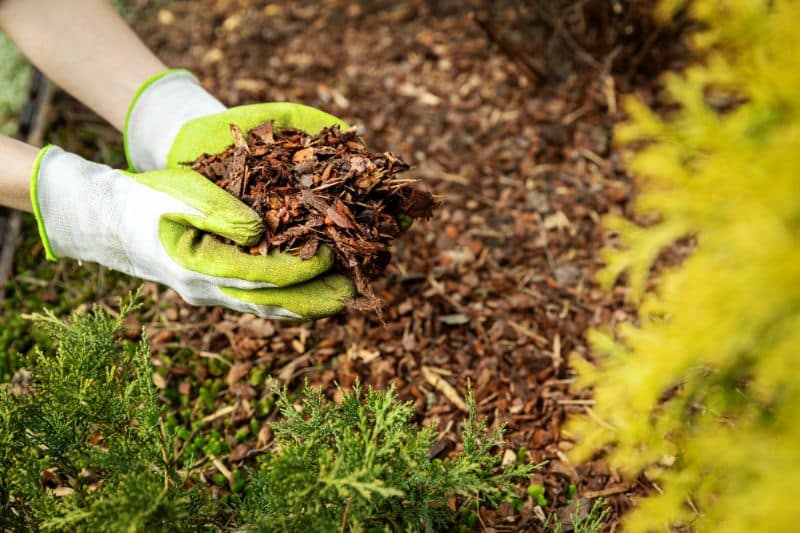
124;69;349;172
121;69;355;317
29;146;353;320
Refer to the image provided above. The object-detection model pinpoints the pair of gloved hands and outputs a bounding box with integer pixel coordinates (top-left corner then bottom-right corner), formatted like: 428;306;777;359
32;70;355;320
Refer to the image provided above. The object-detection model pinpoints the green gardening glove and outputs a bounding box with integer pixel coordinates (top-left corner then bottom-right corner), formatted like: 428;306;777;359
124;69;355;318
31;145;352;320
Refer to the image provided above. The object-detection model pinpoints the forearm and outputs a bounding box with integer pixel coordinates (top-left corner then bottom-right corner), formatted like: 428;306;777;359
0;135;38;212
0;0;167;131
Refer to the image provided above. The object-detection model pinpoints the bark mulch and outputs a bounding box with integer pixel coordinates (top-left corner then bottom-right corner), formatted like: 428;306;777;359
190;122;436;312
124;1;691;529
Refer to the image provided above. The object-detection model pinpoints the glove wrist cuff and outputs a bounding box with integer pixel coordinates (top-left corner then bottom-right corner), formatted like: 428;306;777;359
124;69;225;172
32;146;126;264
30;145;58;261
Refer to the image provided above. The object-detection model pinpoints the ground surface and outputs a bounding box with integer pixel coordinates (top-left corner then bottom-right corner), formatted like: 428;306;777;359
3;1;690;530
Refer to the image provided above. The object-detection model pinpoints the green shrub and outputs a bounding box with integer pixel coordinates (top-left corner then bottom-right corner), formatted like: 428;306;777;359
568;1;800;531
0;296;218;531
0;294;531;531
241;380;530;532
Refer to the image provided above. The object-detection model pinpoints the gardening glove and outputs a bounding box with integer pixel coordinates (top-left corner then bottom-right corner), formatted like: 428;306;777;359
123;69;357;312
124;69;350;171
29;145;353;320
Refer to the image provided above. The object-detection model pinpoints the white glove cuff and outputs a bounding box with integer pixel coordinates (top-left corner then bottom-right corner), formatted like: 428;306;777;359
124;69;225;172
33;146;125;263
32;146;204;279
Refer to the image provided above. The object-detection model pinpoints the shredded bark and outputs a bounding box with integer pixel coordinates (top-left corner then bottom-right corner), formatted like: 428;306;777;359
189;122;437;313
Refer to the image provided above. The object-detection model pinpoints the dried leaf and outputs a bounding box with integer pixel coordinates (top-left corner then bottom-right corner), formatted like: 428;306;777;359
299;238;320;260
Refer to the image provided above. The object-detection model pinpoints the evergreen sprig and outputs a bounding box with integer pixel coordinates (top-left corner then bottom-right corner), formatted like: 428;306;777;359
569;1;800;531
240;379;533;532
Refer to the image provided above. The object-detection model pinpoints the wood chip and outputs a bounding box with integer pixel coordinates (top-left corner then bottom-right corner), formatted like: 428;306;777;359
190;122;437;314
226;362;251;387
152;372;167;390
421;366;468;412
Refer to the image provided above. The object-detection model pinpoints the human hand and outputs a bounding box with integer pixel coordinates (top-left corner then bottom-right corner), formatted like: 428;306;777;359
124;69;347;170
30;146;353;320
119;70;356;317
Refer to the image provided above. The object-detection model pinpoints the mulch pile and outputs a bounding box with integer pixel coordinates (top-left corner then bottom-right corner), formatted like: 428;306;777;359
190;122;436;312
119;1;692;530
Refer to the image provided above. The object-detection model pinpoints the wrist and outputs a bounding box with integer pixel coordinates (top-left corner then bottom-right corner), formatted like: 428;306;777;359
124;69;225;172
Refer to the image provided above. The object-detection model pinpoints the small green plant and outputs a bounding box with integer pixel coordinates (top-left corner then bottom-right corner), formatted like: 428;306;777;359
567;483;578;501
0;292;218;531
554;498;611;533
240;379;533;532
0;294;532;531
526;483;548;507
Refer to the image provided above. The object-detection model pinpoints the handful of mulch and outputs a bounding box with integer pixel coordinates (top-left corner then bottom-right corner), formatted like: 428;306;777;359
188;122;437;313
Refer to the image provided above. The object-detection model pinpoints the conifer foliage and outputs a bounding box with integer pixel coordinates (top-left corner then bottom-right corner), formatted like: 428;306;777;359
242;381;531;532
568;1;800;531
0;295;530;531
0;297;216;531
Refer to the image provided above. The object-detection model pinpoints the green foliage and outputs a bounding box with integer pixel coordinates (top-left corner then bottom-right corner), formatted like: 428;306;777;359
0;293;217;531
1;296;530;531
0;32;31;136
526;483;548;507
0;216;133;382
240;379;532;532
554;498;610;533
568;1;800;531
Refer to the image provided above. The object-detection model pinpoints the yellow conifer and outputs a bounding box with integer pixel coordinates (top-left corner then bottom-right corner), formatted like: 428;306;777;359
568;1;800;530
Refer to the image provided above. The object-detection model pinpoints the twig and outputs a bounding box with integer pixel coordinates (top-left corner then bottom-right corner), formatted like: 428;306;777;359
208;454;233;486
199;350;233;367
200;404;237;424
533;0;602;71
557;399;595;406
340;499;351;533
471;6;545;83
581;482;636;499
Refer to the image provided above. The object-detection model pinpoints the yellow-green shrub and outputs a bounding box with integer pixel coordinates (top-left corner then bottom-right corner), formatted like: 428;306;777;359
567;1;800;531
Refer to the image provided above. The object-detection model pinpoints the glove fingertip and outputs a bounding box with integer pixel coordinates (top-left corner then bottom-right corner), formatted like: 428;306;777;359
219;273;355;320
225;213;265;247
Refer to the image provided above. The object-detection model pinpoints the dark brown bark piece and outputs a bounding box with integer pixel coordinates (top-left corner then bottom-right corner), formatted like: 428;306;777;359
299;238;320;260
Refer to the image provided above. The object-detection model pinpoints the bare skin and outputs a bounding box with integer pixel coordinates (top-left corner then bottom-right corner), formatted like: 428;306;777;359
0;0;169;210
0;135;38;212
